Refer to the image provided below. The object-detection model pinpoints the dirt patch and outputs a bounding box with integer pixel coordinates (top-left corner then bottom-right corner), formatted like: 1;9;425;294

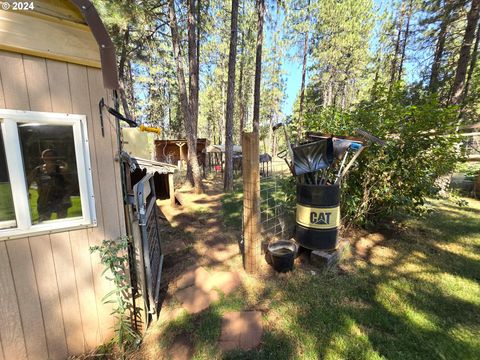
136;176;244;359
165;333;194;360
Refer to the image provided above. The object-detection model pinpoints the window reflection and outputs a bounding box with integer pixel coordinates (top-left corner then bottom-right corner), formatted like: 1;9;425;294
19;123;82;223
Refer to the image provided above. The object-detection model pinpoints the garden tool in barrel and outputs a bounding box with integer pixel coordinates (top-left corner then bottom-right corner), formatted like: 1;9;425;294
333;141;364;185
273;122;295;175
291;138;334;184
332;128;385;184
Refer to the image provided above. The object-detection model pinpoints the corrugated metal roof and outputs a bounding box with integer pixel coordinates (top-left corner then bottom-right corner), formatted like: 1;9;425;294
132;157;177;174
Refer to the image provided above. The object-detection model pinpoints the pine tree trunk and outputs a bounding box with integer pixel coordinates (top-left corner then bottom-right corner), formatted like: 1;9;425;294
429;2;449;93
118;28;133;120
196;0;201;134
188;0;204;193
390;1;406;88
127;61;137;114
451;0;480;105
167;89;172;140
326;80;333;106
221;75;226;141
212;114;217;144
169;0;203;193
398;0;413;81
253;0;265;133
272;130;277;158
238;29;246;137
298;30;309;137
464;23;480;104
168;0;189;123
341;82;347;109
224;0;240;192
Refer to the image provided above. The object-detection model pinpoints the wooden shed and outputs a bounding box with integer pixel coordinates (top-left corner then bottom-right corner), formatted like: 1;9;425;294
0;1;126;359
154;138;209;167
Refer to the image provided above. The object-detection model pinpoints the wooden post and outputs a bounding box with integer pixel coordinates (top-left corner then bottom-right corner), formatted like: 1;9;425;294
168;172;175;206
242;131;261;273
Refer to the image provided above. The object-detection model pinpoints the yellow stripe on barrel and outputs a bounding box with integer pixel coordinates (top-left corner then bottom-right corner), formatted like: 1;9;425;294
296;204;340;230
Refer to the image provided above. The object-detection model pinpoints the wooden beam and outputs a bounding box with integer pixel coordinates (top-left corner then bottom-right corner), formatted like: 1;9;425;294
467;155;480;161
0;10;101;68
32;0;86;24
242;132;261;273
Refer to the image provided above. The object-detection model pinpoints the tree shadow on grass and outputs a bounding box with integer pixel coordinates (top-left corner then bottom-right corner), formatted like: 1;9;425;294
252;198;480;359
142;194;480;360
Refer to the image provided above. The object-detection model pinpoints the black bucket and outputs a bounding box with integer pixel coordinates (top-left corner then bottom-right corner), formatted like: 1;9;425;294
295;183;340;251
267;240;298;273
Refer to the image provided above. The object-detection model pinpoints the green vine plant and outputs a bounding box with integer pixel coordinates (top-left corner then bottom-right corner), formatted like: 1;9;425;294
90;236;140;357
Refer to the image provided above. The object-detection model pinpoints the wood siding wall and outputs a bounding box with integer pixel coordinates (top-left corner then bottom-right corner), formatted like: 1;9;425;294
0;6;101;68
0;50;126;359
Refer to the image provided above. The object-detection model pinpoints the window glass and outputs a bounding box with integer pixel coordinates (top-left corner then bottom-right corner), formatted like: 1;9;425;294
19;123;83;224
0;126;16;228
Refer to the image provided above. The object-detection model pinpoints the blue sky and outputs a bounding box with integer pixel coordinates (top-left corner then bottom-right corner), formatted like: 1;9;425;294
282;57;303;116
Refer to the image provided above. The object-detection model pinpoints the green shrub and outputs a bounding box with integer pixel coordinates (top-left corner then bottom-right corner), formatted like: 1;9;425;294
90;237;140;357
300;86;461;225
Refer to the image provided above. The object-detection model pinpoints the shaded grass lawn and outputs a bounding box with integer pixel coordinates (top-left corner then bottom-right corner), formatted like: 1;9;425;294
146;196;480;360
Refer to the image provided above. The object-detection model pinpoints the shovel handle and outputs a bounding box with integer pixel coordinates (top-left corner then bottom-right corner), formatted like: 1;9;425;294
277;149;287;159
355;128;385;146
334;145;366;185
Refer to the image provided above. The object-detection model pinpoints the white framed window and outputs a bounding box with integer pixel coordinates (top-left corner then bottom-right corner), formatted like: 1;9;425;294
0;109;96;240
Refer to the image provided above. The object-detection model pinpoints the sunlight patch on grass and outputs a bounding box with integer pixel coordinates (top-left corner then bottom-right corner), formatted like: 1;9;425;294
240;272;268;305
292;333;318;360
424;273;480;306
323;317;385;360
368;246;398;266
376;281;438;331
447;324;480;353
150;197;480;360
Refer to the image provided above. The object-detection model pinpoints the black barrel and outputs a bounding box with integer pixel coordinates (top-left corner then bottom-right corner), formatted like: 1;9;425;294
295;183;340;251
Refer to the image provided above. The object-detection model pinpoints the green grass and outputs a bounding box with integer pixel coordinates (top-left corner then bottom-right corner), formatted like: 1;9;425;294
455;161;480;176
28;188;82;222
157;196;480;359
0;183;15;221
221;186;244;230
0;183;82;223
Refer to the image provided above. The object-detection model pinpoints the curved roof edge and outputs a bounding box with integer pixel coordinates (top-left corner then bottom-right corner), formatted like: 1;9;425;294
70;0;119;90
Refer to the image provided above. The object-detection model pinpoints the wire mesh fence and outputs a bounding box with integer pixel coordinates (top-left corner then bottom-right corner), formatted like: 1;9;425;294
465;133;480;158
258;158;295;244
